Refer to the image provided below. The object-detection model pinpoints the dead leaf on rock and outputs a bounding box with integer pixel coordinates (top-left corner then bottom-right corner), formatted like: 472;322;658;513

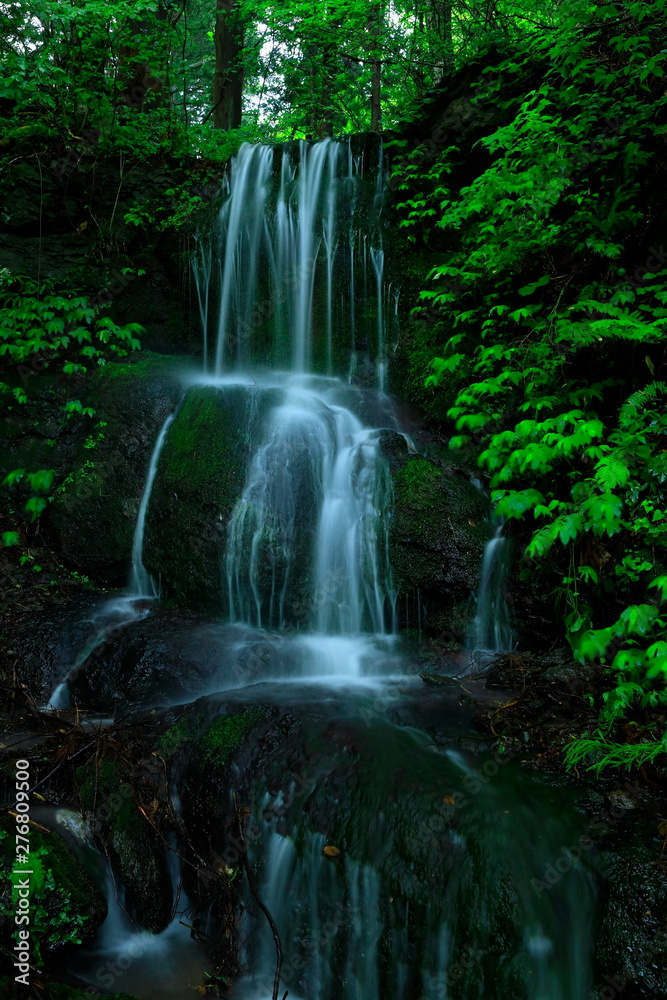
323;845;341;858
658;820;667;837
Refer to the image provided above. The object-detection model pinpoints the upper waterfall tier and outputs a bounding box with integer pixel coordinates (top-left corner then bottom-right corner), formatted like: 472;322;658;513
194;137;393;381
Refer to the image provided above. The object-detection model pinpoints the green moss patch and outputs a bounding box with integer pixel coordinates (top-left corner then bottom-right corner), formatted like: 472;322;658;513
198;708;264;770
157;712;203;757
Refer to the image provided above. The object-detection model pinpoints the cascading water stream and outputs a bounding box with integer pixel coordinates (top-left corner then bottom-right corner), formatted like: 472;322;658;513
469;519;514;664
370;247;386;391
44;409;177;708
202;138;387;380
223;378;395;651
60;137;598;1000
190;136;398;685
214;145;274;372
130;411;177;598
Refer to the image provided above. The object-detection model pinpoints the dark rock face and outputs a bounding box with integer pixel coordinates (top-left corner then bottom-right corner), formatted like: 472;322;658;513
75;757;173;933
70;610;229;710
70;613;293;711
594;848;667;999
9;594;109;699
11;598;318;711
162;693;598;1000
381;431;488;639
142;383;284;617
48;355;184;585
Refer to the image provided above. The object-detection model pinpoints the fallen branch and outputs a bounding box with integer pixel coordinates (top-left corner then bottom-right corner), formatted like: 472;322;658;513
234;795;285;1000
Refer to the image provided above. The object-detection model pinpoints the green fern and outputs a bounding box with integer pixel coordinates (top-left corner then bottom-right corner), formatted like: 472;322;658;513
619;381;667;428
565;734;667;772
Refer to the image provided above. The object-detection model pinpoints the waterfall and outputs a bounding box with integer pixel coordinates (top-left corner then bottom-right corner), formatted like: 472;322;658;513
130;412;176;598
192;137;396;662
469;519;514;668
54;138;600;1000
224;379;395;638
225;386;329;630
214;144;274;372
314;406;393;635
199;138;386;381
370;248;385;391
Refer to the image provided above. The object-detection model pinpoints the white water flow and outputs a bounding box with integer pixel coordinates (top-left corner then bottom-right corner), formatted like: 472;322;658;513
214;145;274;372
45;410;176;709
200;138;387;379
194;237;212;373
370;247;386;391
469;519;514;668
52;809;208;998
130;411;176;598
190;137;396;683
224;379;395;646
314;405;393;635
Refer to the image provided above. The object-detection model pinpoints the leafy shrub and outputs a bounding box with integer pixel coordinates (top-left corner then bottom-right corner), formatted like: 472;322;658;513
393;0;667;768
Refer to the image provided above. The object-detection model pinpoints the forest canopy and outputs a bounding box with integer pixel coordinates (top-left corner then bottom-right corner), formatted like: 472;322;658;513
0;0;561;149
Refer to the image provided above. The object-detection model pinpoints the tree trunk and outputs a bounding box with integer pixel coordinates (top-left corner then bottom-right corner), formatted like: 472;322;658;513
320;37;337;137
369;4;383;132
212;0;244;130
429;0;453;79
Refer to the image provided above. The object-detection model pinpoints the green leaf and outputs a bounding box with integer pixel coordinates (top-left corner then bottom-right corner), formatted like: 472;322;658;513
27;469;55;493
494;489;544;519
3;468;25;486
25;496;48;520
518;274;551;297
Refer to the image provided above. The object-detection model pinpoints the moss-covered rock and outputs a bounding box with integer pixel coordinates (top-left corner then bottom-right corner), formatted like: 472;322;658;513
383;434;488;638
143;383;282;614
0;813;106;959
75;758;172;933
48;354;183;585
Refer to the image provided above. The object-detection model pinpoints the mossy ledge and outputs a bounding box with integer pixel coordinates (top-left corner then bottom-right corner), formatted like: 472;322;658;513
75;758;171;933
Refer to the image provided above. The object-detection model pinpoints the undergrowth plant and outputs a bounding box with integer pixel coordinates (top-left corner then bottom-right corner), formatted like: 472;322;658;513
392;0;667;769
0;269;142;551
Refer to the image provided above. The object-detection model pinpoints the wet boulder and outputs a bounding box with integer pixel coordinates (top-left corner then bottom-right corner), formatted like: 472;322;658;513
143;383;324;622
74;758;173;933
593;845;667;999
381;432;489;639
48;354;184;585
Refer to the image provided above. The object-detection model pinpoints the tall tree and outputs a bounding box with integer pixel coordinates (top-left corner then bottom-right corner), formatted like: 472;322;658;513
428;0;453;78
369;2;383;132
212;0;245;129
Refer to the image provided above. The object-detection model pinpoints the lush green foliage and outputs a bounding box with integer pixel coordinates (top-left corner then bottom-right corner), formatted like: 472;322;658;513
0;828;91;962
0;269;141;548
0;0;561;151
393;0;667;767
0;270;142;402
